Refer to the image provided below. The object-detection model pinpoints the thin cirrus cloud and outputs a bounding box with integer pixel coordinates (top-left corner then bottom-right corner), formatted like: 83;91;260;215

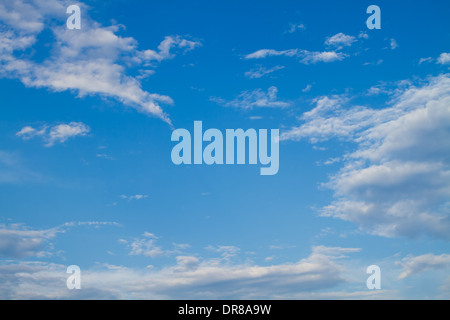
16;122;90;146
281;74;450;240
0;0;201;124
244;65;285;79
212;86;290;109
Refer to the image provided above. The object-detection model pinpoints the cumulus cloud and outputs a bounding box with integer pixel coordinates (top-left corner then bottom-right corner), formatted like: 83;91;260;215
437;53;450;65
397;253;450;279
282;74;450;239
0;0;201;124
17;122;90;146
212;86;290;109
0;246;360;299
245;49;299;59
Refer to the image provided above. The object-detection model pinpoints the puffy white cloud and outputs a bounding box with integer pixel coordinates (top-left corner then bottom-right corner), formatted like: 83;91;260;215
325;33;356;48
300;50;347;64
0;0;201;123
397;253;450;279
437;53;450;65
282;74;450;239
213;86;290;109
17;122;90;146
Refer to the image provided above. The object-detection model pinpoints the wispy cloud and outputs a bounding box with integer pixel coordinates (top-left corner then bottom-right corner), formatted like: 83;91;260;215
120;194;149;201
244;65;284;79
16;122;90;146
212;86;290;109
284;23;305;34
245;49;298;59
245;49;346;64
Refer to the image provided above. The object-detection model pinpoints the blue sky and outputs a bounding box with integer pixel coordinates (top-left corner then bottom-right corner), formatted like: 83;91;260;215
0;0;449;299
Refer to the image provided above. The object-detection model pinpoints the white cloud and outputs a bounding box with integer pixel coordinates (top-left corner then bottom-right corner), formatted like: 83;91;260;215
285;23;305;34
300;50;347;64
245;49;298;59
213;86;290;109
17;122;90;146
244;48;346;64
138;36;201;63
128;238;164;258
0;0;201;124
282;74;450;239
397;254;450;279
302;84;313;93
0;245;360;299
419;57;433;64
437;53;450;65
244;65;284;79
120;194;149;201
325;33;356;48
358;31;369;39
390;38;399;50
0;222;119;258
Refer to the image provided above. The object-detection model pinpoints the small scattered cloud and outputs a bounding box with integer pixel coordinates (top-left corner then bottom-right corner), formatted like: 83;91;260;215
16;122;90;146
245;49;298;59
390;38;399;50
285;23;305;34
302;84;313;93
120;194;149;201
358;31;369;39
